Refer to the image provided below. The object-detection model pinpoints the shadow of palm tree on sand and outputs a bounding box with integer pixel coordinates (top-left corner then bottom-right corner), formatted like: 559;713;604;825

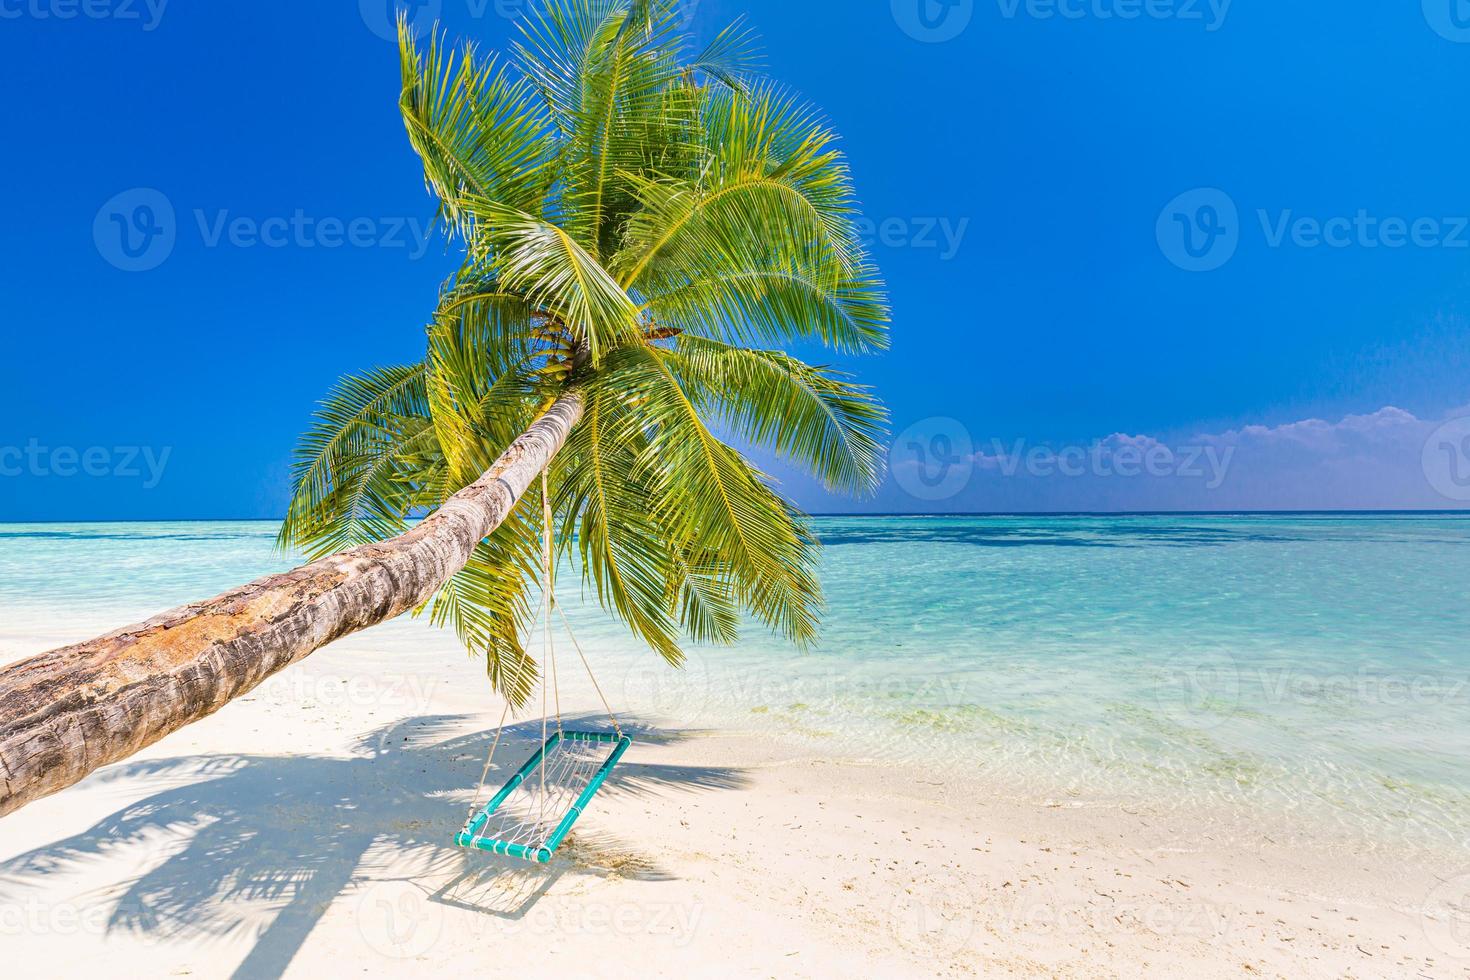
0;714;742;979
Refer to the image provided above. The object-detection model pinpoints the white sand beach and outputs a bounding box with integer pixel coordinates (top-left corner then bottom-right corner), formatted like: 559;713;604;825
8;0;1469;976
0;621;1458;979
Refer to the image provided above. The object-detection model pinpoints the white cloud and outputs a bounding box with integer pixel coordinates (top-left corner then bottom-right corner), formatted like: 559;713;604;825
870;402;1470;511
1197;405;1431;453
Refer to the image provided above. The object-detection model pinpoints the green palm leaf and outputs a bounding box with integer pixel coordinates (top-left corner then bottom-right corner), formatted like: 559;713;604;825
668;335;888;493
284;0;890;704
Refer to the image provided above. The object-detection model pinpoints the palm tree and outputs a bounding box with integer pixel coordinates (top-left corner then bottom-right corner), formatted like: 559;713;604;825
0;0;887;816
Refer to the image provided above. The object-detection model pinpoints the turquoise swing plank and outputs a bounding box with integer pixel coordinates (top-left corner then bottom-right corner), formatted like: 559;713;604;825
455;731;632;863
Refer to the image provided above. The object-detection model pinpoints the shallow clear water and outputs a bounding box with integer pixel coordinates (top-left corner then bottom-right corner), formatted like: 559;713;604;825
2;515;1467;854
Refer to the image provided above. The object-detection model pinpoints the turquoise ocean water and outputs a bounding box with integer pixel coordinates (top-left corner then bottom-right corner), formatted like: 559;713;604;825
2;515;1467;855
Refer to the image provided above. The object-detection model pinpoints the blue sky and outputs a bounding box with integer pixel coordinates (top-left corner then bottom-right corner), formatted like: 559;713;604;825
3;0;1470;519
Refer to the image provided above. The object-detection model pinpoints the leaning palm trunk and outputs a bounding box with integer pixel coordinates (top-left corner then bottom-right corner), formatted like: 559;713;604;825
0;0;894;820
0;393;583;818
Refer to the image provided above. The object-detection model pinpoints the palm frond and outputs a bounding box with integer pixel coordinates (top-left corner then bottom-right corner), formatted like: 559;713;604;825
420;525;543;707
687;16;763;92
619;345;824;644
398;23;553;236
612;82;872;292
639;236;890;353
279;364;432;558
667;336;888;493
556;381;687;664
291;6;889;699
460;198;643;362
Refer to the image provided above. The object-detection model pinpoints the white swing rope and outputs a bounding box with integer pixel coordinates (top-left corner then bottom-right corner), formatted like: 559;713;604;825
461;467;625;851
555;602;624;739
536;466;558;830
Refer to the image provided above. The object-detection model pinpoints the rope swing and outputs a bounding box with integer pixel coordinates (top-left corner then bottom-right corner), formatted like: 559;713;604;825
454;469;632;863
